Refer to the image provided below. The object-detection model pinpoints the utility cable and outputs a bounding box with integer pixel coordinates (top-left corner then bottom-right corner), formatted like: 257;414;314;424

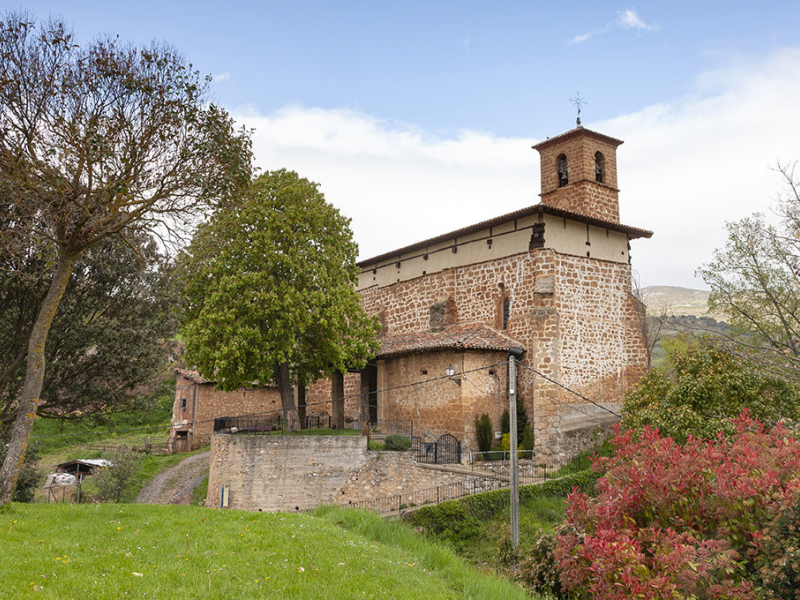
517;361;621;418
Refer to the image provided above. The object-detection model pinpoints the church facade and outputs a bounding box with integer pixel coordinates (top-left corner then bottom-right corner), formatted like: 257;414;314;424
325;124;653;460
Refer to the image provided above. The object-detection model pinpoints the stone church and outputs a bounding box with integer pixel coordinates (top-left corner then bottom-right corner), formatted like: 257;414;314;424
171;123;652;461
305;122;653;460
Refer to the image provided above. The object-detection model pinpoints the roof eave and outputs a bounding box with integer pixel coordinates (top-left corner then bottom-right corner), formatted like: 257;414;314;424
357;203;652;267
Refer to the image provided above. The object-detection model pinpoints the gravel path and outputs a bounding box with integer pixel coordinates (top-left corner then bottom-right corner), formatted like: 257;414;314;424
136;451;210;505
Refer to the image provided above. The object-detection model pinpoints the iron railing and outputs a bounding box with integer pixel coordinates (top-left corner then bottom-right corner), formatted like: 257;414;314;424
350;449;607;514
467;449;609;484
416;434;462;465
347;476;505;513
213;414;412;439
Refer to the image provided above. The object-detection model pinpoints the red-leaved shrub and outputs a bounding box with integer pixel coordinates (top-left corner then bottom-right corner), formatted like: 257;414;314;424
556;411;800;599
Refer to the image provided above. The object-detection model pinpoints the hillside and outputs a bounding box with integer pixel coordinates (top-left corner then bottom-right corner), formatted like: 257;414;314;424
2;503;532;600
640;285;712;317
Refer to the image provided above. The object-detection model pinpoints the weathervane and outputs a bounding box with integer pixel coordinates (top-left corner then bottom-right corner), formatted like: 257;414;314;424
570;92;587;126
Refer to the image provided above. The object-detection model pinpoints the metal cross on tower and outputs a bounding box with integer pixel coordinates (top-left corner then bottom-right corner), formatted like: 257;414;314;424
570;92;587;126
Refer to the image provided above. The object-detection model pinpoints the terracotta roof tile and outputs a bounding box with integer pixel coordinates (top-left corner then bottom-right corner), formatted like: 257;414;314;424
175;368;213;384
531;125;624;151
378;323;525;358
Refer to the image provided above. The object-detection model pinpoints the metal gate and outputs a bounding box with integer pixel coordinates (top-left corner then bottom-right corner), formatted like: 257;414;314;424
417;434;462;465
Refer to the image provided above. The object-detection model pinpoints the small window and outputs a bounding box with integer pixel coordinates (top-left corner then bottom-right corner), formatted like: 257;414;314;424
595;151;605;183
180;398;187;410
502;298;511;330
557;154;568;187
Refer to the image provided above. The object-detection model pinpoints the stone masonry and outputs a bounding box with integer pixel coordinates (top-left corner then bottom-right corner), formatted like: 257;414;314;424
169;369;282;452
206;433;478;512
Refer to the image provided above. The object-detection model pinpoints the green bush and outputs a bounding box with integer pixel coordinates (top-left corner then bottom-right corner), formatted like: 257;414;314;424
517;530;563;598
500;409;510;435
0;436;42;503
94;447;143;503
623;337;800;443
384;435;412;451
521;426;534;453
474;413;493;453
760;494;800;598
408;470;600;527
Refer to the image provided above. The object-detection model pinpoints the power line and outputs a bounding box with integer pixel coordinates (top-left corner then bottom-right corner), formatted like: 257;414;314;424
517;361;621;418
30;361;510;438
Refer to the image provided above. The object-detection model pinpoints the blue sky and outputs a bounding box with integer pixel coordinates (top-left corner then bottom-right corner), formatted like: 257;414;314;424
15;1;800;289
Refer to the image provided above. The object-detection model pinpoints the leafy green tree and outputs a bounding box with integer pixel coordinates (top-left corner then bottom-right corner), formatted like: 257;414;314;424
697;162;800;379
622;337;800;443
475;413;493;453
0;232;178;427
0;13;252;505
94;447;142;503
180;170;380;428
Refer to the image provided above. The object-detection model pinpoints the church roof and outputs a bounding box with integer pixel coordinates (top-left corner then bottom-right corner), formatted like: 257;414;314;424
531;125;624;150
357;202;652;267
377;323;525;358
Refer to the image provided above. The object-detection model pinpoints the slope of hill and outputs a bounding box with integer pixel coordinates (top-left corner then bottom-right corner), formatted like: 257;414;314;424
3;503;531;600
640;285;712;317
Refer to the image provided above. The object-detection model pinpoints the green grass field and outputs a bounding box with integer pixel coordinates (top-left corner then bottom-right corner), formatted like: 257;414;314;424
2;503;534;600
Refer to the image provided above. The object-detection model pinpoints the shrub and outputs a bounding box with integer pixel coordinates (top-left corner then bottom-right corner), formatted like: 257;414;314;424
94;447;143;503
383;435;411;451
517;530;562;598
0;437;42;503
623;337;800;443
521;426;534;453
556;412;800;600
759;493;800;599
475;413;493;453
501;409;510;435
500;431;531;459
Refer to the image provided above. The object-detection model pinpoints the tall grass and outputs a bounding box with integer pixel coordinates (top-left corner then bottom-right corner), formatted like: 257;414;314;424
3;503;536;599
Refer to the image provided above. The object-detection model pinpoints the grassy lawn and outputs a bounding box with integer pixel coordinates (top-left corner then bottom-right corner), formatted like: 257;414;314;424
458;495;565;565
2;503;534;599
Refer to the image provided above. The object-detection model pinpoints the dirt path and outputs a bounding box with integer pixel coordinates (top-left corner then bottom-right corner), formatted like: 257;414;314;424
136;451;210;505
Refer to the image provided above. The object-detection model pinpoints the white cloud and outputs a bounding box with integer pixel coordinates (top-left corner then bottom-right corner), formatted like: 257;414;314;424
231;47;800;289
572;8;656;44
617;9;653;31
463;35;471;51
213;71;231;82
571;32;594;44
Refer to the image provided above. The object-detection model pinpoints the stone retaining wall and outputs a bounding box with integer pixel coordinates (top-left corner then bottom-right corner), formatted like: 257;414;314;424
206;433;479;512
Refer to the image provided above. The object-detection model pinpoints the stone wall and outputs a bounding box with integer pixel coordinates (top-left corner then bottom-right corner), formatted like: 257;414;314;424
169;372;283;452
359;246;647;461
206;433;480;512
536;130;621;223
376;349;507;447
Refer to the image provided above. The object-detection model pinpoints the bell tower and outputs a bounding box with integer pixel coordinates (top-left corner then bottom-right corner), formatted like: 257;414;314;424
532;126;623;223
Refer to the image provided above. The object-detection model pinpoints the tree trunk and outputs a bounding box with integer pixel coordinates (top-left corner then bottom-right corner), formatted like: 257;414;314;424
0;250;78;506
359;369;371;427
297;380;306;430
332;370;345;430
274;362;299;432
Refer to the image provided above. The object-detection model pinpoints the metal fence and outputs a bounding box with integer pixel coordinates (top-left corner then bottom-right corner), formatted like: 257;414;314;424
213;414;412;439
350;449;610;515
347;476;506;514
467;449;609;485
416;433;462;465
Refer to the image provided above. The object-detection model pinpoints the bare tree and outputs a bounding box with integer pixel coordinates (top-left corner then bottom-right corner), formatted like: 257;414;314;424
697;162;800;380
0;13;252;505
630;270;668;369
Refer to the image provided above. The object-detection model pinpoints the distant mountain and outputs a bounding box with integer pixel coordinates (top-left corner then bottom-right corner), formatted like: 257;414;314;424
639;286;712;317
